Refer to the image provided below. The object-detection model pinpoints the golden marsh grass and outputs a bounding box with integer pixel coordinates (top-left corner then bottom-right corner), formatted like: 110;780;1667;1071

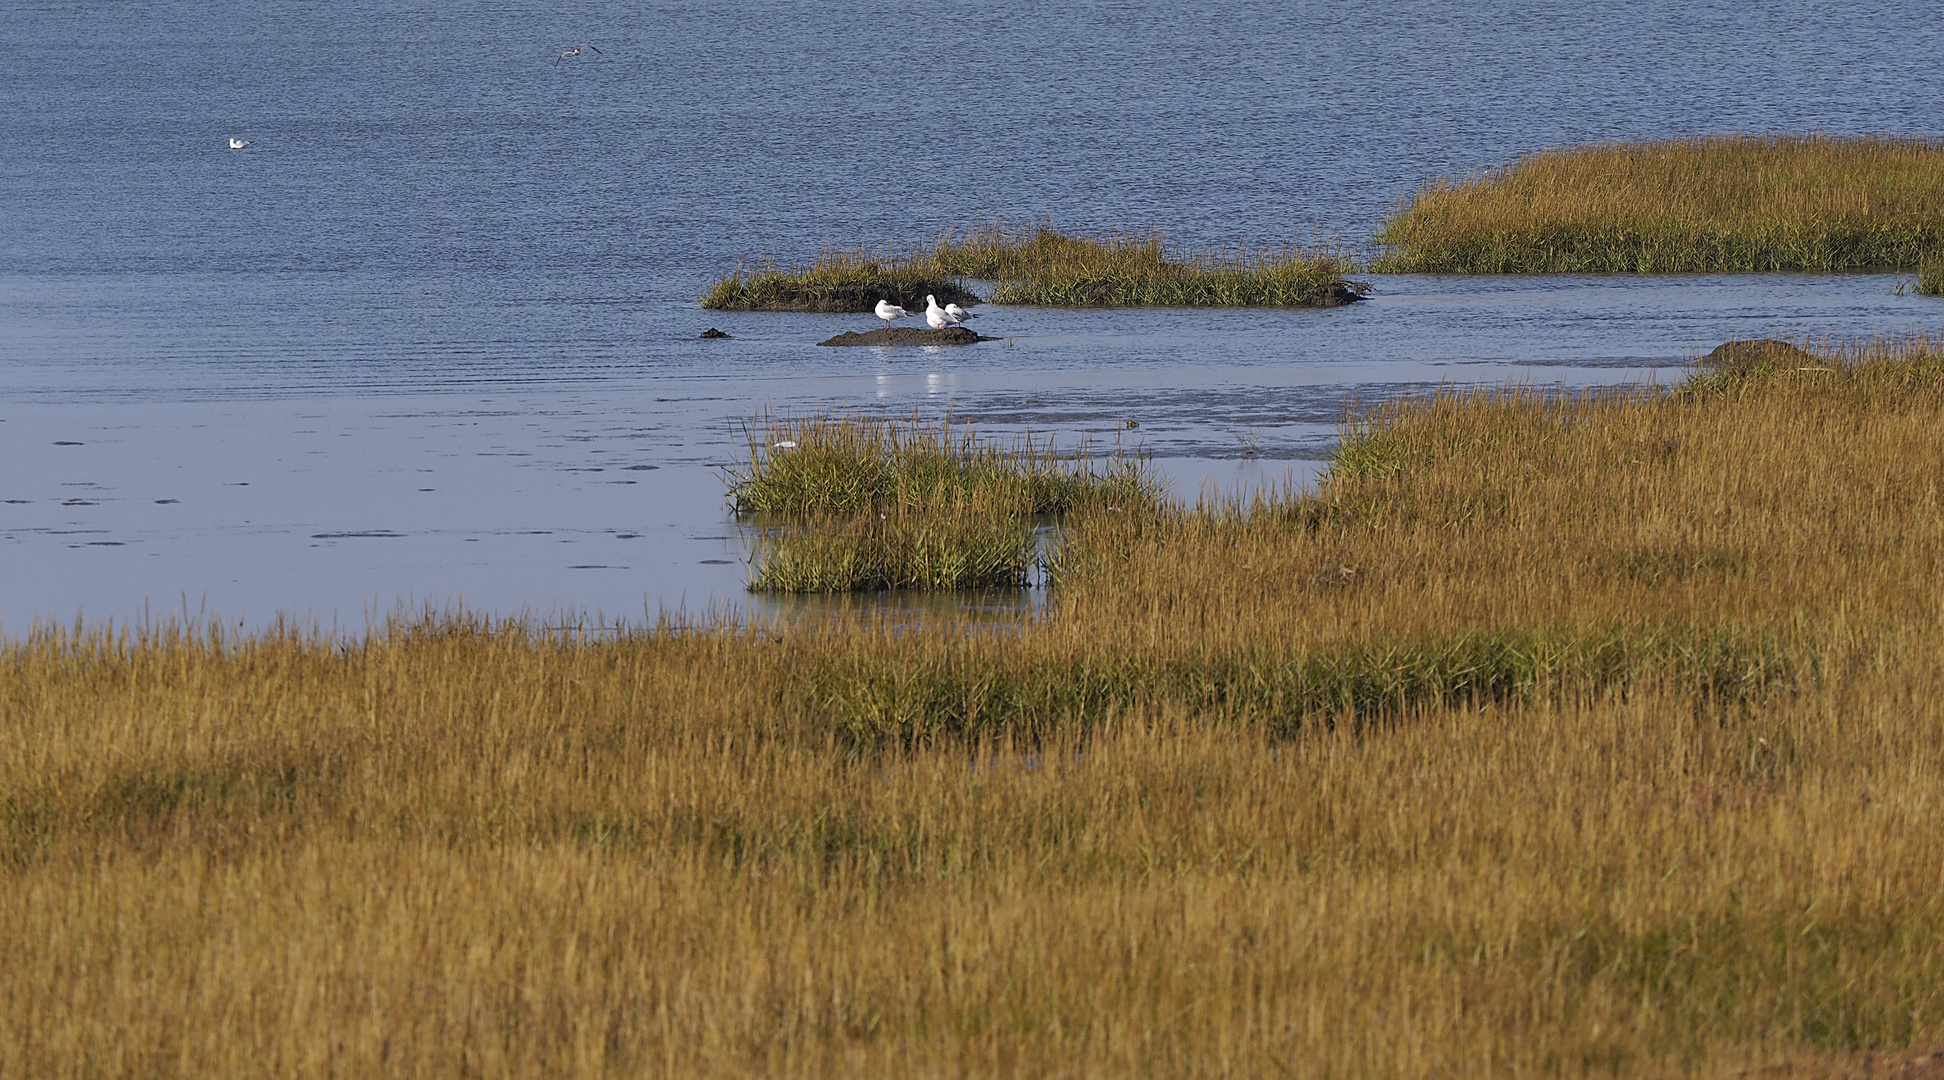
8;338;1944;1076
931;220;1364;307
1377;134;1944;273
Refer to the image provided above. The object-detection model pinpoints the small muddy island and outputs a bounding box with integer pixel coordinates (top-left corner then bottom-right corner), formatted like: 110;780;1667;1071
817;326;995;347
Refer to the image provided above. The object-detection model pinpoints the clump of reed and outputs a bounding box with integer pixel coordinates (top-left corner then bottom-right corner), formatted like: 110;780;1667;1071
732;412;1159;593
1920;266;1944;296
701;221;1364;311
700;246;979;312
1376;134;1944;273
729;411;1156;517
749;504;1037;593
14;338;1944;1076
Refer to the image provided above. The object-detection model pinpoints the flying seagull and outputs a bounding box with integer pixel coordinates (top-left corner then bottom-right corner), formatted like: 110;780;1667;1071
228;137;250;149
557;45;602;62
945;302;977;325
874;299;909;330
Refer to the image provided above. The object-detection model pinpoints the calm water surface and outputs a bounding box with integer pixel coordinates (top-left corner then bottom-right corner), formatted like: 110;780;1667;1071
3;1;1941;629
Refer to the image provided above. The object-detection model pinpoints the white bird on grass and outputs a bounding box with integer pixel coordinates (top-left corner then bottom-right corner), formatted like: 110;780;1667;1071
228;137;250;149
945;302;977;325
925;294;953;330
873;299;909;330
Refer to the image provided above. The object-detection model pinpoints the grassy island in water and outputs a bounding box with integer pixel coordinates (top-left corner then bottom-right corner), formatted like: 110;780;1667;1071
1377;134;1944;274
728;412;1156;593
10;336;1944;1075
703;221;1364;311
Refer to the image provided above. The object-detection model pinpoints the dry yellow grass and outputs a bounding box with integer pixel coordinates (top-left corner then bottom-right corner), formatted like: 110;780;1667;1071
7;338;1944;1077
1377;134;1944;272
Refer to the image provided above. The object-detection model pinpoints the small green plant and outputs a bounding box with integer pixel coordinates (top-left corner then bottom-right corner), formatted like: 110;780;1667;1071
1920;267;1944;296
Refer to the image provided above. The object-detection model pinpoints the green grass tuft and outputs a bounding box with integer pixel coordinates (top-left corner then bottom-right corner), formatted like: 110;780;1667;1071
750;507;1038;593
1920;267;1944;296
733;413;1161;593
728;412;1158;518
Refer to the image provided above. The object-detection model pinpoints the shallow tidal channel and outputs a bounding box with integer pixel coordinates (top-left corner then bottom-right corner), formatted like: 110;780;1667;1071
4;273;1938;633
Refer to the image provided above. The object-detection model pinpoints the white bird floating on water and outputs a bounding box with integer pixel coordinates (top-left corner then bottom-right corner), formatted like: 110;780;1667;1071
925;294;954;330
873;299;909;330
558;45;602;62
228;137;250;149
945;302;977;325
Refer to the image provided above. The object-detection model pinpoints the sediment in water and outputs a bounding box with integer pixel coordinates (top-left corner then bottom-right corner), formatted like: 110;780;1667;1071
818;327;994;347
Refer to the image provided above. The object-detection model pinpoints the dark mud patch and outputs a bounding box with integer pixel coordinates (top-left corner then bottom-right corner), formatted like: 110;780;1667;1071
818;327;996;347
1704;339;1821;369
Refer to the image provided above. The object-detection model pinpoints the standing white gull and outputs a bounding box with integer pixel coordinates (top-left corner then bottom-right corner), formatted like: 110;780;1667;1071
925;294;953;330
873;299;909;330
944;302;977;325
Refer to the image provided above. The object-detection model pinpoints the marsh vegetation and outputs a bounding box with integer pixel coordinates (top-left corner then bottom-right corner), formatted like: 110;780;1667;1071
701;221;1363;311
729;413;1156;593
698;247;979;313
1376;134;1944;273
9;337;1944;1076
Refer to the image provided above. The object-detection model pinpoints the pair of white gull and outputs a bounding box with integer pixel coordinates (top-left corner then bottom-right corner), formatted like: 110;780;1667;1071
872;295;979;330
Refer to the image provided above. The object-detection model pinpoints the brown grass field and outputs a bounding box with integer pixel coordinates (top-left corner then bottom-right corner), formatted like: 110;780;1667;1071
1376;134;1944;273
6;338;1944;1077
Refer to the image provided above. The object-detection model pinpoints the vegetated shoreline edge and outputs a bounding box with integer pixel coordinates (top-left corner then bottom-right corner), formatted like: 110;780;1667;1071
13;334;1944;1074
700;134;1944;313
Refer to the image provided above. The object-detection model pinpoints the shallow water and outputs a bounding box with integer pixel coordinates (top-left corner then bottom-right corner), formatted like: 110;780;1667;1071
2;1;1941;630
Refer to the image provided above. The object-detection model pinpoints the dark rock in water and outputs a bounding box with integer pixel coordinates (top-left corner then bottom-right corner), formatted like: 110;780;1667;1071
699;327;731;339
1703;339;1820;369
1310;281;1369;306
818;326;994;347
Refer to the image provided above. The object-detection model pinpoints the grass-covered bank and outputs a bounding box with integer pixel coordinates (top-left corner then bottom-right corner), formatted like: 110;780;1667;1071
701;221;1364;311
1376;134;1944;273
10;338;1944;1076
